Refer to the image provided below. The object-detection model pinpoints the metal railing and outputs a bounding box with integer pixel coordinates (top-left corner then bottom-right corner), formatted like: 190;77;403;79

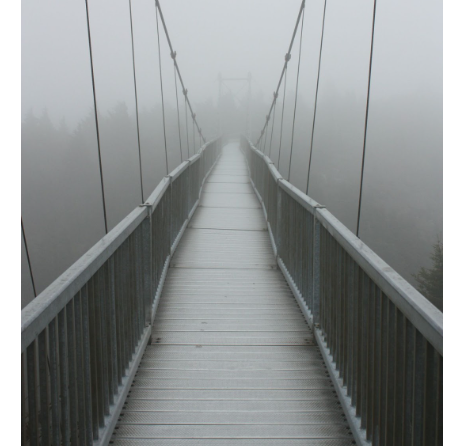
21;137;222;446
241;136;443;446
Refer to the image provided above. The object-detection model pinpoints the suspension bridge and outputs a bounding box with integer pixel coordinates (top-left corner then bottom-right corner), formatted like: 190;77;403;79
21;1;443;445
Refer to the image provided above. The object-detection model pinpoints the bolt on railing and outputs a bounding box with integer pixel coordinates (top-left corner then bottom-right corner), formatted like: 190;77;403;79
241;135;442;446
21;137;222;446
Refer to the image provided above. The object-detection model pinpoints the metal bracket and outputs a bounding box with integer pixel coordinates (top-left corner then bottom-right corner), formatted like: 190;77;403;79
139;202;153;217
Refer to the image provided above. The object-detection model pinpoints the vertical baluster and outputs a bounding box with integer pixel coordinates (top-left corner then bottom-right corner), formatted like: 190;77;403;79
325;231;331;342
100;265;111;414
143;206;152;327
21;352;27;445
313;217;321;326
346;255;354;397
114;250;122;384
48;318;60;445
93;274;105;428
58;308;70;445
378;294;388;444
122;238;130;366
134;226;142;341
74;291;85;446
119;242;127;375
334;237;341;362
128;232;136;351
436;356;443;446
109;257;119;396
412;330;426;445
393;310;406;445
423;341;438;446
366;280;376;440
371;286;381;444
127;235;135;360
384;299;396;445
340;247;346;380
38;330;49;446
359;272;369;426
81;286;94;445
67;299;78;446
27;341;38;445
352;263;361;408
403;320;415;445
374;290;384;445
335;242;341;367
88;281;99;439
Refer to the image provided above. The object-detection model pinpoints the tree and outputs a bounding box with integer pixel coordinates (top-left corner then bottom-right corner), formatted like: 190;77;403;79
413;239;443;311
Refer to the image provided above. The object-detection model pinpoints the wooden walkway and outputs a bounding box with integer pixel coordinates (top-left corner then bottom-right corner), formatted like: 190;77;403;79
110;142;355;445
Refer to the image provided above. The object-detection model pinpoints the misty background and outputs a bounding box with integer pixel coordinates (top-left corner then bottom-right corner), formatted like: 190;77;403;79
22;0;442;310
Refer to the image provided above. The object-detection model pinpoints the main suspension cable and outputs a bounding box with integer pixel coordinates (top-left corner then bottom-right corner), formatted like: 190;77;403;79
256;0;305;147
288;7;305;182
268;93;278;159
155;5;169;174
277;62;289;170
356;0;378;237
128;0;144;203
21;218;37;298
84;0;108;234
173;60;183;162
155;0;206;142
305;0;328;196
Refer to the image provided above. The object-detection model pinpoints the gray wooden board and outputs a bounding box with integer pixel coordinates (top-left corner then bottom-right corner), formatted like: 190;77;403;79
111;142;353;445
110;440;355;446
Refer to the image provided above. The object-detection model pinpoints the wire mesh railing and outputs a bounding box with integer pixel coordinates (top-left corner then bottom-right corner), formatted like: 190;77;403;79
241;135;442;446
21;137;222;446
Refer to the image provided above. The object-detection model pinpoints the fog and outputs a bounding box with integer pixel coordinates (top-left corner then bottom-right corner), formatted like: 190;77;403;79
22;0;442;310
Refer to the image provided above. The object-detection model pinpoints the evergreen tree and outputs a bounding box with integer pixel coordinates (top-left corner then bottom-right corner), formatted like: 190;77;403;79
413;239;443;311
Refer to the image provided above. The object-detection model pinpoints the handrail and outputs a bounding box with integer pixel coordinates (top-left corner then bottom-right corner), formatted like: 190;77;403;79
241;135;442;446
21;137;223;446
21;206;148;353
316;207;443;354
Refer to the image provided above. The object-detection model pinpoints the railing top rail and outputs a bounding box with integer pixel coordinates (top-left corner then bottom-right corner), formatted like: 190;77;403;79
279;179;324;214
168;159;191;182
146;176;171;212
268;162;283;182
244;137;443;355
21;206;147;352
316;208;443;354
188;153;200;165
21;137;221;353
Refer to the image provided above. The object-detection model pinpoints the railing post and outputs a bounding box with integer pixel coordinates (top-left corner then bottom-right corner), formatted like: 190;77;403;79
140;203;152;326
276;179;282;254
313;215;321;326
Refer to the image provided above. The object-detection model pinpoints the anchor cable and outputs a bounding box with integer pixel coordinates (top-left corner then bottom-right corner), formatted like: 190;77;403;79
128;0;145;203
21;218;37;297
277;65;289;170
288;7;305;182
173;61;183;162
84;0;108;234
306;0;328;195
155;5;169;174
356;0;378;237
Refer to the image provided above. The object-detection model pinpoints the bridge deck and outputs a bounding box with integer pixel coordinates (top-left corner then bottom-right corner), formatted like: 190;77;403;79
110;142;355;445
